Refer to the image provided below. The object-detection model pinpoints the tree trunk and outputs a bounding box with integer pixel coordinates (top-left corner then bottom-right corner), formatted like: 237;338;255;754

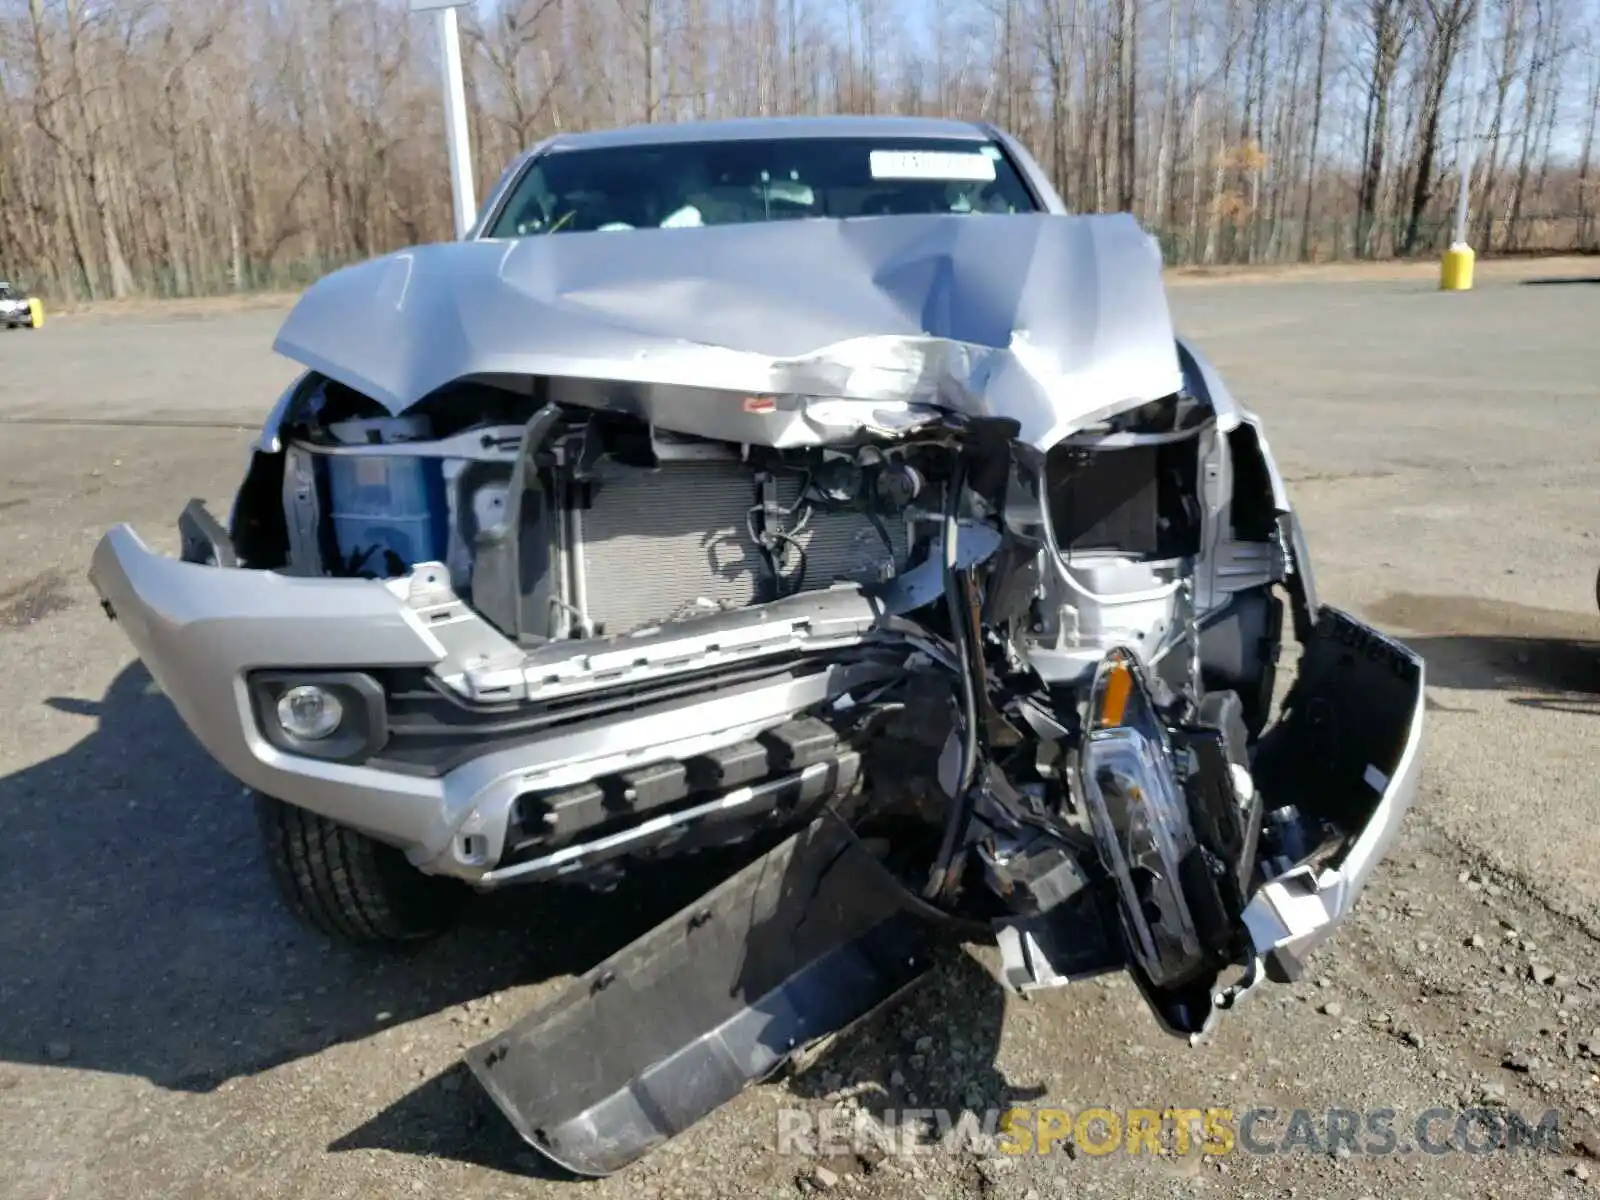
1117;0;1137;213
1504;0;1549;250
1152;0;1181;231
1402;0;1468;255
1475;0;1522;250
1576;43;1600;248
1528;3;1565;208
1358;0;1406;259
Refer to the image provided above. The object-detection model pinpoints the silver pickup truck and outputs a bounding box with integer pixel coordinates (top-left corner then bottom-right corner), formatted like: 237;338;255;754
89;115;1426;1177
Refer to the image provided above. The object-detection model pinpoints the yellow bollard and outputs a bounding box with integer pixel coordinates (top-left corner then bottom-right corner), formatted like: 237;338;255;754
26;297;44;328
1440;242;1475;291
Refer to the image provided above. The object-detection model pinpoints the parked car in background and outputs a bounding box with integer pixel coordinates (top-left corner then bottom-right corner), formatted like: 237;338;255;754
0;280;41;328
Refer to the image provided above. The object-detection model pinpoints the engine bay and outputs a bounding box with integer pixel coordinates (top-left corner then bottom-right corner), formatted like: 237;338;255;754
221;368;1383;1036
274;383;952;640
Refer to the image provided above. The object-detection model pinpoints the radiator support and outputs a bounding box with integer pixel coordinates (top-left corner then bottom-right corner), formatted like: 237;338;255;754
563;459;914;637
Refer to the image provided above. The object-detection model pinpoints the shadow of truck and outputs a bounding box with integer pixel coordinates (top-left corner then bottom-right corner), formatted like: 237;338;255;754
0;662;745;1094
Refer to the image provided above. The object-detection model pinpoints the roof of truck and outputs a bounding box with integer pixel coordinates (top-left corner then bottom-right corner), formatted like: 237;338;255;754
537;115;999;154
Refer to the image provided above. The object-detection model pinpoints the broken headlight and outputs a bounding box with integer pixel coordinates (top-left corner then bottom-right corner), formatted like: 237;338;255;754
1082;724;1206;988
1079;650;1229;990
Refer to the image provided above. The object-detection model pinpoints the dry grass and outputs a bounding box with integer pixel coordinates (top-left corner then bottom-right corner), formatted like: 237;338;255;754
48;291;304;320
39;250;1600;320
1164;251;1599;287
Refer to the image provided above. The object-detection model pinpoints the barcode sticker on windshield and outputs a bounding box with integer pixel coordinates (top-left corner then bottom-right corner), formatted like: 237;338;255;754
869;150;997;182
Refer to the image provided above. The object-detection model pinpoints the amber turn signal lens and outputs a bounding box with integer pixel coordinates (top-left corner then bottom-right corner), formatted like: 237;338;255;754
1094;660;1133;729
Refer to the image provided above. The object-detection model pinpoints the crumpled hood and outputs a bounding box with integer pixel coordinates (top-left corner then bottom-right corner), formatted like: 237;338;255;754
272;211;1182;450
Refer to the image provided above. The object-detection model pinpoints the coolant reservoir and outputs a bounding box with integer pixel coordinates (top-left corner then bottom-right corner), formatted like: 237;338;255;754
325;416;447;576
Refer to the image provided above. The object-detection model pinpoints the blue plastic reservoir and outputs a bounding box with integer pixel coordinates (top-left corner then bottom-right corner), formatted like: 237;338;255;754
324;418;447;576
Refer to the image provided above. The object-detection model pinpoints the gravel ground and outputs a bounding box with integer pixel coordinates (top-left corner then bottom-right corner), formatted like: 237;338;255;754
2;264;1599;1199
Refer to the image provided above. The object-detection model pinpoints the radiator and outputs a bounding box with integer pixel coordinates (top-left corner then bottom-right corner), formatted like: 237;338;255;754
574;460;911;635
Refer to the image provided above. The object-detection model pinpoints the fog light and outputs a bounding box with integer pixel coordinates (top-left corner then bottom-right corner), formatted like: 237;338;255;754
276;685;344;741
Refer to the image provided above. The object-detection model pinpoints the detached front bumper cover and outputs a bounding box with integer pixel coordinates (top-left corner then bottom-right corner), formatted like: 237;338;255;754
1241;605;1426;980
467;817;937;1177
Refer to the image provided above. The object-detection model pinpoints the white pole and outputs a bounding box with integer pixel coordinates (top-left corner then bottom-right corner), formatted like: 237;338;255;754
436;5;477;239
1453;0;1488;246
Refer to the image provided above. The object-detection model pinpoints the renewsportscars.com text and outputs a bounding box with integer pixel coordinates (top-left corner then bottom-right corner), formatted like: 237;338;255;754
774;1105;1565;1159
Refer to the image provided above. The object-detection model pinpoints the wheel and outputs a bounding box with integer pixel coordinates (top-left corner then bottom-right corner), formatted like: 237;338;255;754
255;792;466;947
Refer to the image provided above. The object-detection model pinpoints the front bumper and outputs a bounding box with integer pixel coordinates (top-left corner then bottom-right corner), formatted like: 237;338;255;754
1238;606;1427;979
465;609;1426;1175
90;518;1425;971
88;522;895;883
995;603;1425;1033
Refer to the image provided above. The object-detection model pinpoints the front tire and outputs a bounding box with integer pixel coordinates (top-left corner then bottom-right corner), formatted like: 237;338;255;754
255;792;466;947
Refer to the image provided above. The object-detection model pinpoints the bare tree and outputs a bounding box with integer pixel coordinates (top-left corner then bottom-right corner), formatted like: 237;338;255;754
1575;27;1600;246
1116;0;1137;211
1150;0;1182;224
1356;0;1412;256
1503;0;1564;247
1400;0;1472;253
2;0;1598;301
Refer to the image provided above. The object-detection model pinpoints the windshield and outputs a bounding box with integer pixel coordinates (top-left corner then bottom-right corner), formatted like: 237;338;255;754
484;136;1042;237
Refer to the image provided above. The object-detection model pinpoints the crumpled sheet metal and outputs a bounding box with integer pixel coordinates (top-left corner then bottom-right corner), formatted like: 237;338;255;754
272;211;1183;451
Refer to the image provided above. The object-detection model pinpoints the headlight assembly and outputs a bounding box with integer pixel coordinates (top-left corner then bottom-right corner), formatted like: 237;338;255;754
1080;648;1232;990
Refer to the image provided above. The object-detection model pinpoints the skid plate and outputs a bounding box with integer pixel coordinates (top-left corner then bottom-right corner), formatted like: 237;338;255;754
465;818;937;1176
